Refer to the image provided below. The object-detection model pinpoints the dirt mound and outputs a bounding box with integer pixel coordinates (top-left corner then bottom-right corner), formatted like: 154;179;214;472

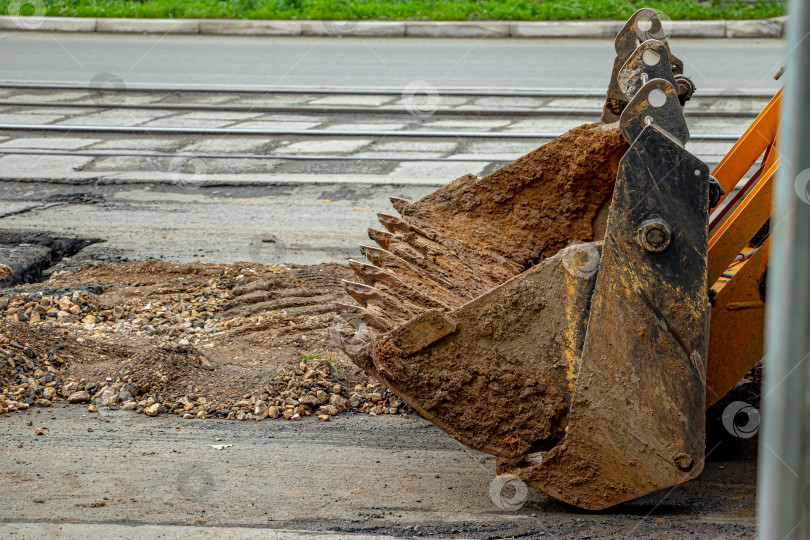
338;123;628;344
0;260;406;421
113;344;213;395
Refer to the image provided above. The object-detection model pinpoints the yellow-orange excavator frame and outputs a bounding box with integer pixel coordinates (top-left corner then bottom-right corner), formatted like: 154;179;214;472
706;90;781;405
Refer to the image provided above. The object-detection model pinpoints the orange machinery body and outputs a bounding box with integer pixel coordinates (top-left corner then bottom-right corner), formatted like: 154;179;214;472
706;90;781;405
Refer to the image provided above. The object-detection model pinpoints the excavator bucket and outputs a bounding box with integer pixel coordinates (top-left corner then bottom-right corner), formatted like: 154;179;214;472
332;9;714;509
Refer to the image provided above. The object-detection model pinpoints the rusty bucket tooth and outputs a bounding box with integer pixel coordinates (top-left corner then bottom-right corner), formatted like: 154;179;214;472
382;229;520;294
342;280;421;325
389;197;413;215
367;228;393;250
378;213;419;235
341;280;381;307
359;244;390;265
335;303;390;331
349;259;451;312
358;245;471;305
348;259;399;287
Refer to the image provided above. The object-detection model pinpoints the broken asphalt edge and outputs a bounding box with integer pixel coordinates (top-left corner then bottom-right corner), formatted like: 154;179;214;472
0;16;787;39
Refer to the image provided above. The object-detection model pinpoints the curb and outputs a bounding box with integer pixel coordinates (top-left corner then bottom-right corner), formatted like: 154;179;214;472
0;16;786;39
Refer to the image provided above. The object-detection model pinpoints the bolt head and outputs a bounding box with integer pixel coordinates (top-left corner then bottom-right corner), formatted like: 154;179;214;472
637;219;672;253
673;452;694;472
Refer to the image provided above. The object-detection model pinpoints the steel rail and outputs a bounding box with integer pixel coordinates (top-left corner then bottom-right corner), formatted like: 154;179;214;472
0;148;502;162
0;148;730;168
0;123;742;141
0;81;778;99
0;100;761;118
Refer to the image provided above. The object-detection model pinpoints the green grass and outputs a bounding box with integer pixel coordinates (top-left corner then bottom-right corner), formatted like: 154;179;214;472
2;0;787;22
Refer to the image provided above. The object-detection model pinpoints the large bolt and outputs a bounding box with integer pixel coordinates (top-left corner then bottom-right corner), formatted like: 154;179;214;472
673;452;694;472
637;218;672;253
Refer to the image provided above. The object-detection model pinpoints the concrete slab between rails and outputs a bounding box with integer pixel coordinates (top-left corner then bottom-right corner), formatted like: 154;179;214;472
0;16;787;39
0;172;449;188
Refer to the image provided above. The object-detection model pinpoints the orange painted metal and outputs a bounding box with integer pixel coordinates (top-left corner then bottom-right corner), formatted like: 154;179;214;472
707;161;776;286
704;91;781;405
706;237;770;405
711;90;782;207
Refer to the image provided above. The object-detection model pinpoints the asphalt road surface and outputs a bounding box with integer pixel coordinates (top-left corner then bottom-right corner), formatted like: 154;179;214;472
0;407;758;539
1;33;783;91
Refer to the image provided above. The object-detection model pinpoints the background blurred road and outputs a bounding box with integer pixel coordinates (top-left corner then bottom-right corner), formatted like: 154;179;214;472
1;33;783;90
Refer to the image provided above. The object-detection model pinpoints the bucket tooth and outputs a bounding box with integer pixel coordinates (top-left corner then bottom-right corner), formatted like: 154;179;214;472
378;213;417;234
389;197;413;215
348;259;399;287
350;259;451;312
360;244;392;266
367;228;393;250
336;303;390;331
342;280;381;306
378;235;429;267
343;280;421;325
359;245;470;304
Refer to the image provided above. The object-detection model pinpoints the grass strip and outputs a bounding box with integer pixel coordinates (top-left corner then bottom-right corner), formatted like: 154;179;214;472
2;0;787;22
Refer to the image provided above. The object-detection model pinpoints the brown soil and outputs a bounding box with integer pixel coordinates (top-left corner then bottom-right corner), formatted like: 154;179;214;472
334;123;628;408
0;260;406;420
339;123;628;334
